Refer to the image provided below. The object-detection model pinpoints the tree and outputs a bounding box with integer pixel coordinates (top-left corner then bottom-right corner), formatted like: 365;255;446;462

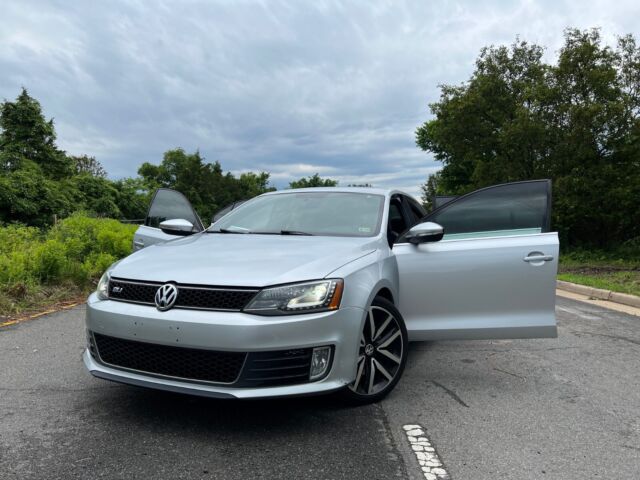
419;172;442;211
0;88;72;178
71;155;107;178
238;172;276;198
0;89;284;226
289;173;338;189
138;149;272;222
416;29;640;248
113;177;151;220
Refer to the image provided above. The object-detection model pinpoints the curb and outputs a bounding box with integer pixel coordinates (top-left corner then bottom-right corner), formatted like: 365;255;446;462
556;280;640;309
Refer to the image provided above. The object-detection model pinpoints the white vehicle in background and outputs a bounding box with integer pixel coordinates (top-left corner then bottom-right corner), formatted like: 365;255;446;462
84;181;558;403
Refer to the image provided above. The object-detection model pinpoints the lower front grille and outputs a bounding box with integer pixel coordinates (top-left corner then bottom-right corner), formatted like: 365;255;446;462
90;333;328;388
92;333;246;384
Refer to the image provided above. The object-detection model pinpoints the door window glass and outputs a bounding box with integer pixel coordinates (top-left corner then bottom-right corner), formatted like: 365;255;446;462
146;189;202;230
404;197;426;226
388;198;408;236
426;181;550;239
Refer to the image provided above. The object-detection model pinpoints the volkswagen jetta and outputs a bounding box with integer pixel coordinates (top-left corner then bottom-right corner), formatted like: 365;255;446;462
84;181;558;403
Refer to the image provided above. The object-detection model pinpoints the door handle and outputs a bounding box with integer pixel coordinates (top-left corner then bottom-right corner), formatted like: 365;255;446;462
523;254;553;263
134;240;145;249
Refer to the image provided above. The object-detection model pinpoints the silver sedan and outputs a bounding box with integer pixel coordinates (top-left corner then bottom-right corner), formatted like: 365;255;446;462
84;181;558;403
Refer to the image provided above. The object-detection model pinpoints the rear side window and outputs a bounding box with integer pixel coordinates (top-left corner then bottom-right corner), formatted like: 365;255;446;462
426;180;550;239
146;189;202;230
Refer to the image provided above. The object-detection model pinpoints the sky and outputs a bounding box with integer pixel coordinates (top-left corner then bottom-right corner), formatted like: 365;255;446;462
2;0;640;196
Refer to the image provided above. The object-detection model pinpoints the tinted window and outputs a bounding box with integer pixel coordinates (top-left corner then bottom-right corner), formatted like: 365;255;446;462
212;192;384;237
146;189;201;230
427;181;549;236
404;197;426;226
388;198;408;235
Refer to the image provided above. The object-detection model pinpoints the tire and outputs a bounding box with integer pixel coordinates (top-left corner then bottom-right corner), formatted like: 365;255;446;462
339;296;408;405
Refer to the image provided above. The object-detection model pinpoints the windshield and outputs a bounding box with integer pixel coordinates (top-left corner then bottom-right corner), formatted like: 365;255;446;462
210;192;384;237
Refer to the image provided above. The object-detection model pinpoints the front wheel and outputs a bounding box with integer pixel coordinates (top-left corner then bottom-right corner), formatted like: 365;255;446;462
340;296;408;404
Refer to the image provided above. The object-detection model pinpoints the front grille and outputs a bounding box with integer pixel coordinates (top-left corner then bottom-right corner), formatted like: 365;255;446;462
108;278;258;311
237;349;314;387
93;333;246;384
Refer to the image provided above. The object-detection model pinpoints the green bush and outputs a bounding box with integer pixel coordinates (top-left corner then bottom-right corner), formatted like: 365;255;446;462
0;214;137;314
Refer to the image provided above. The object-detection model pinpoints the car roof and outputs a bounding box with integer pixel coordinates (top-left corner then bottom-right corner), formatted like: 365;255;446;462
262;187;403;197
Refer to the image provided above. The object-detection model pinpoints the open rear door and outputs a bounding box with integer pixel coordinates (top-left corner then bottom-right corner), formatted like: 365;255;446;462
394;180;558;341
132;189;203;251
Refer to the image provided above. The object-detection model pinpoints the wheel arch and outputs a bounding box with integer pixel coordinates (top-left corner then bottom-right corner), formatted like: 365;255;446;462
375;287;394;304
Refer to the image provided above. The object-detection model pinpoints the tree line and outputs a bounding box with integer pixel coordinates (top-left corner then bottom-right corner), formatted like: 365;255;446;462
0;89;338;227
417;29;640;249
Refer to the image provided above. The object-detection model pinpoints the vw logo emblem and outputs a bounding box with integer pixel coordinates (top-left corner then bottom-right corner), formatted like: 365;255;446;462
155;283;178;311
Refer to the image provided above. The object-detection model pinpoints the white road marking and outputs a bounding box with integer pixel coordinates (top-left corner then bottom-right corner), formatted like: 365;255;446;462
402;424;450;480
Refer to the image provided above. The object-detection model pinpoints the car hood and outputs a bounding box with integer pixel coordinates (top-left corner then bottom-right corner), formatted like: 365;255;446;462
111;232;379;287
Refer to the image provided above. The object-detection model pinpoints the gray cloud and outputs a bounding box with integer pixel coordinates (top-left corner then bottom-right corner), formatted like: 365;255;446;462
2;0;639;197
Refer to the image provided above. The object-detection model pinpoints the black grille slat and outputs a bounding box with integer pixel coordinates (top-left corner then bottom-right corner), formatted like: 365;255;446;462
108;278;257;311
93;333;246;384
237;349;314;387
244;374;309;382
250;363;311;372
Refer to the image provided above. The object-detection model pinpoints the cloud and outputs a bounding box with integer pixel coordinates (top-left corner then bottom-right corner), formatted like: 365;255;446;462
1;0;639;198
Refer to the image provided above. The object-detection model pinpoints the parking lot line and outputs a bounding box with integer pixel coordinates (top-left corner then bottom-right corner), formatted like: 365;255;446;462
403;424;450;480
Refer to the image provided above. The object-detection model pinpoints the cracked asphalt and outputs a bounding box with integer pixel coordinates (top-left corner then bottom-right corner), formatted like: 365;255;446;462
1;296;638;479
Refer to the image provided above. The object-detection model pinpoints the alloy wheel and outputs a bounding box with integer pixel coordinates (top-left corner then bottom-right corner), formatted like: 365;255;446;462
349;305;404;396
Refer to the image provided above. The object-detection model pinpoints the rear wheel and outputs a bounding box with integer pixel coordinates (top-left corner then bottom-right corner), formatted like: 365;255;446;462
340;296;408;404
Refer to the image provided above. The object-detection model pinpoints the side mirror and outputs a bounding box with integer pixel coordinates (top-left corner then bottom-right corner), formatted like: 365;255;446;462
159;219;196;236
405;222;444;244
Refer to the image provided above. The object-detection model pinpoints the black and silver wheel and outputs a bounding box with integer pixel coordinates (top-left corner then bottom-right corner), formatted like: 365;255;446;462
341;296;408;404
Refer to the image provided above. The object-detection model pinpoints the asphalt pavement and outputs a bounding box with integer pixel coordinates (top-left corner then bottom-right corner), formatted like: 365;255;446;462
1;296;638;479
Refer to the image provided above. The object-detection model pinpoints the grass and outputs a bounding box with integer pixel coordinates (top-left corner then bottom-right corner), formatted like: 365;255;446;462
559;247;640;297
0;214;136;320
558;271;640;297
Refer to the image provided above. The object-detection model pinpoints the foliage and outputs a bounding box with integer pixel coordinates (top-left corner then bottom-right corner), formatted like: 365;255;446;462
419;171;441;211
0;89;150;223
289;173;338;189
0;88;73;178
71;155;107;178
417;29;640;248
0;214;136;316
138;148;274;222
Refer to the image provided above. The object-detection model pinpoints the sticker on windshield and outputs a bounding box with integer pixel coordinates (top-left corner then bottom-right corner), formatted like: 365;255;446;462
358;227;371;233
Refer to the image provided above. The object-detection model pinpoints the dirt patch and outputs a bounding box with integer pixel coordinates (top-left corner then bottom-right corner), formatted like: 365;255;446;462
0;297;85;328
560;265;640;275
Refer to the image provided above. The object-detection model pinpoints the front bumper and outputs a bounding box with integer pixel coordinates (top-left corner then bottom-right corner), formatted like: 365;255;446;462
84;293;364;399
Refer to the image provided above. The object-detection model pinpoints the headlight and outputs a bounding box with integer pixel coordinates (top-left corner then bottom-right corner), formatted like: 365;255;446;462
244;279;344;315
96;270;111;300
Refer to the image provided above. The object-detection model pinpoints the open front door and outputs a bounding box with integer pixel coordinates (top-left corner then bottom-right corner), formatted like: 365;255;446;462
132;189;203;251
394;180;558;341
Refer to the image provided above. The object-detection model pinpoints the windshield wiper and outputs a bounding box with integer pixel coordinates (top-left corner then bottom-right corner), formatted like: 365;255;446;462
214;227;251;234
280;230;313;236
213;228;313;235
